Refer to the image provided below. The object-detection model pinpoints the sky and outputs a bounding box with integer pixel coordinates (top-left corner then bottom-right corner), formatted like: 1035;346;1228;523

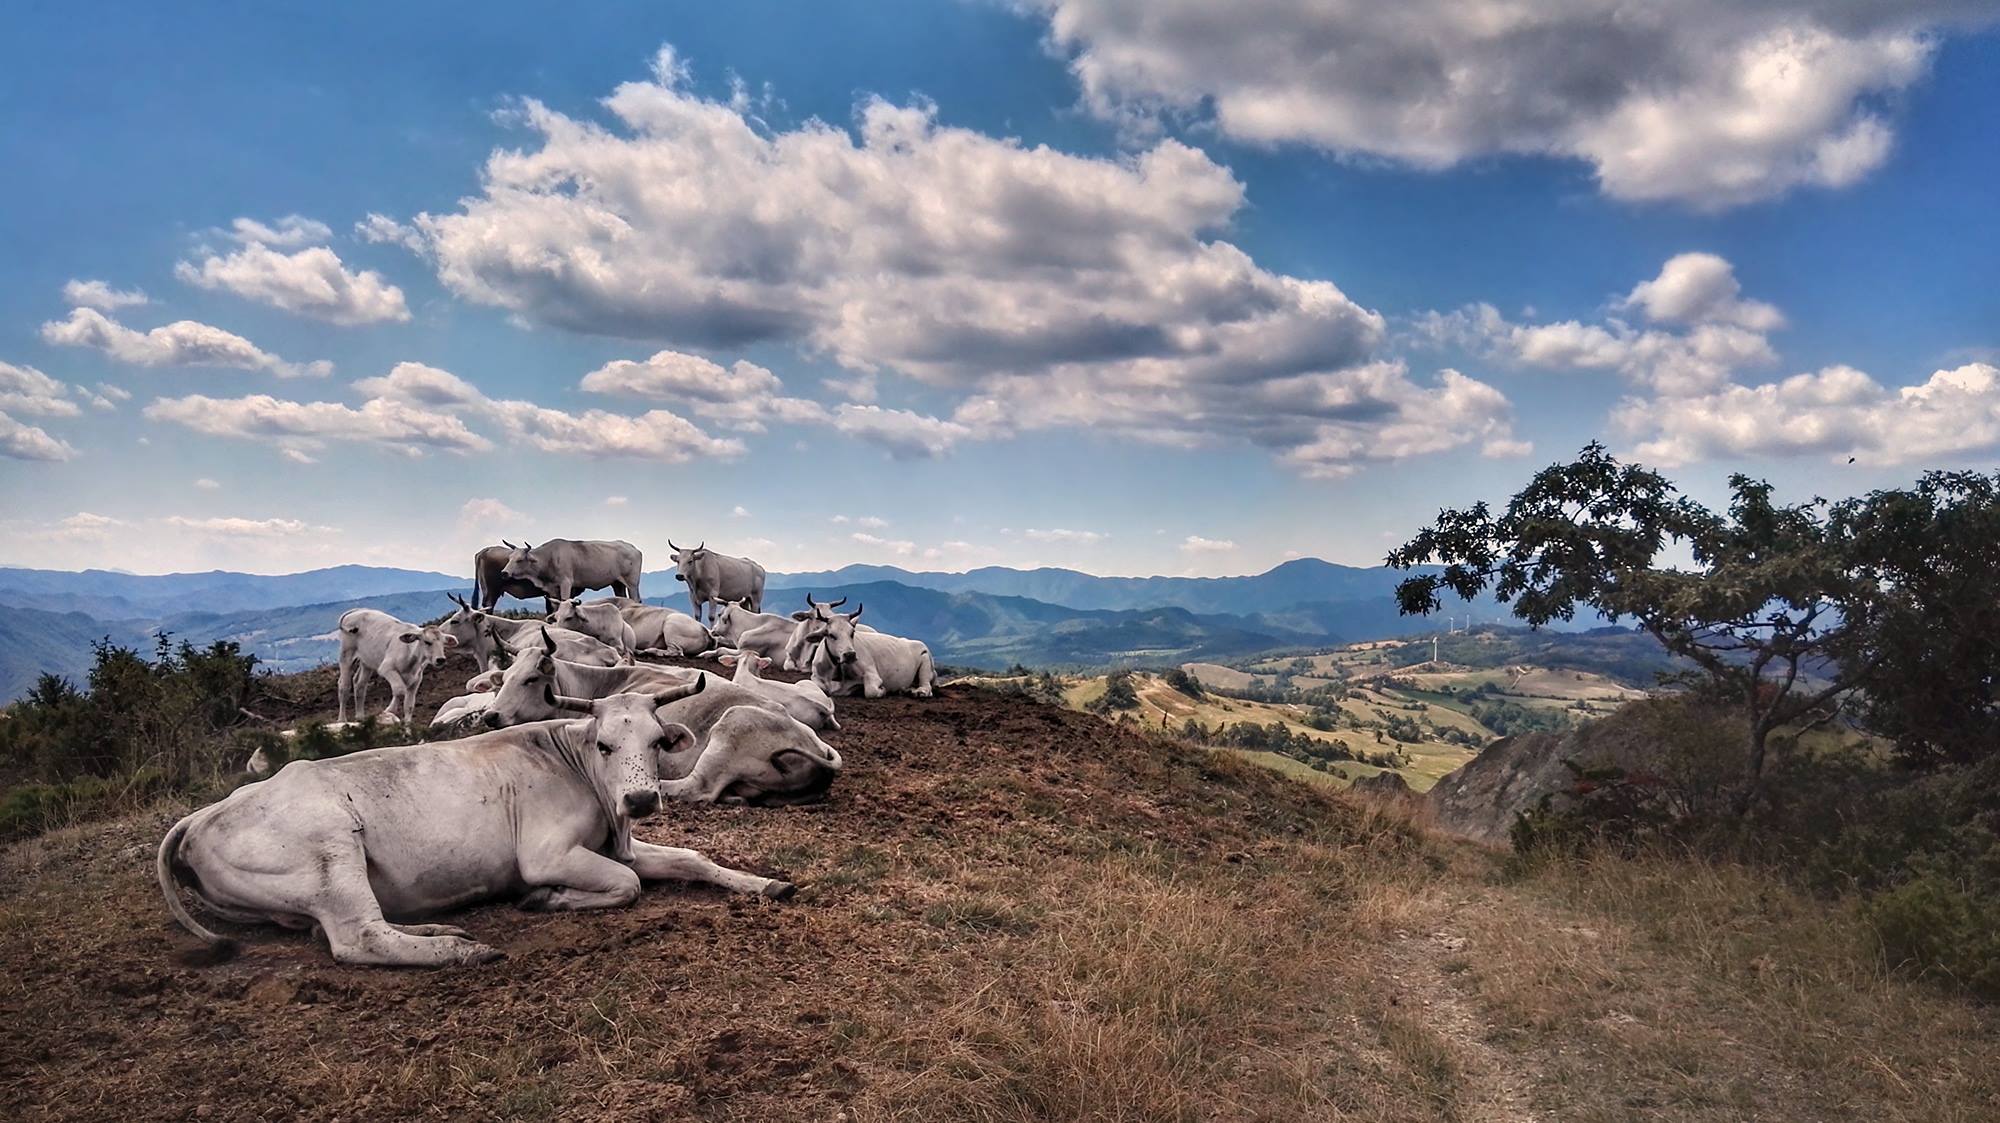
3;1;1997;579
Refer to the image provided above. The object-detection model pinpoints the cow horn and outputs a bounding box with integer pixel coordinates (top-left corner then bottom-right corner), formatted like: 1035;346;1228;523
668;539;681;552
540;624;556;650
849;603;864;621
448;591;467;608
827;596;848;609
652;675;706;707
544;684;594;714
806;593;818;607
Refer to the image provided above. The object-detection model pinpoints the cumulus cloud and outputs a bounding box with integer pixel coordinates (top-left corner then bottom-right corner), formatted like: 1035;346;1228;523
176;241;410;325
580;350;824;431
194;478;220;491
383;48;1503;475
605;495;629;506
355;213;426;253
62;279;149;311
1023;528;1106;544
1418;254;1785;397
850;532;916;555
161;515;333;537
1617;362;2000;467
458;497;526;527
351;361;487;407
1031;1;1996;208
488;400;745;462
0;411;77;461
142;393;493;457
0;361;84;418
1180;535;1236;553
224;215;332;248
41;307;332;378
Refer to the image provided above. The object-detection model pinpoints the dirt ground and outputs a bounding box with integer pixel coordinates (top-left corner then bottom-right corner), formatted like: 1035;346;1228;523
4;655;1998;1122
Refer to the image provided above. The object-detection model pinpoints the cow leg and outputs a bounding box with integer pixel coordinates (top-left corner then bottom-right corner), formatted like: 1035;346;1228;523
353;664;373;719
516;846;642;912
627;839;793;899
304;845;500;966
375;667;411;724
861;665;887;699
912;650;936;698
390;923;471;938
336;656;353;723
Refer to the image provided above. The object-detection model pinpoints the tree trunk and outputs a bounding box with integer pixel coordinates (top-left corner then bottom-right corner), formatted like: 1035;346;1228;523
1734;722;1771;818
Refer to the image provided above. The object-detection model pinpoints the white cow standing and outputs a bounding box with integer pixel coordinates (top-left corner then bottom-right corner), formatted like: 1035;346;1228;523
799;600;935;699
669;541;766;625
336;609;458;725
156;678;797;968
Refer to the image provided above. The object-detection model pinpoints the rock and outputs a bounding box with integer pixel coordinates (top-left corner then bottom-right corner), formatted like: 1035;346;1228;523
1348;770;1413;799
243;746;273;776
1424;701;1695;845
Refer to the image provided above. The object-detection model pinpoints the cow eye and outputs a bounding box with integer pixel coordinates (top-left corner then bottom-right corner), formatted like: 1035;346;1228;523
597;742;614;755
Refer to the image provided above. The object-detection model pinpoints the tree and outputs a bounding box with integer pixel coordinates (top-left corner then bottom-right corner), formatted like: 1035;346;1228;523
1388;443;1900;814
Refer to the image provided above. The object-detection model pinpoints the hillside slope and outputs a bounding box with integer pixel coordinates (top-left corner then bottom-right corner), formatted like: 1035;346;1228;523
3;678;1994;1121
0;564;463;618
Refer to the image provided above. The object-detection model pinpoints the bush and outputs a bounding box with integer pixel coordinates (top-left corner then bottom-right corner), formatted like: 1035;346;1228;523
1864;875;2000;1000
1163;668;1205;699
1089;671;1140;713
1510;761;1672;858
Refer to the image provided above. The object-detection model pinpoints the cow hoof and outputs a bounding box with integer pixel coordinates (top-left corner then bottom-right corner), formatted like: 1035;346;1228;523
456;940;505;966
762;880;797;902
517;887;558;911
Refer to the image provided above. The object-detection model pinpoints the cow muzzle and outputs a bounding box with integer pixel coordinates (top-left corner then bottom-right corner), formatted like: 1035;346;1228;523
623;790;660;817
674;574;686;582
482;711;505;728
839;651;858;665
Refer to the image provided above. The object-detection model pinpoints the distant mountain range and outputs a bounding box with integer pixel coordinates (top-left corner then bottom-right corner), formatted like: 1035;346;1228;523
0;558;1549;701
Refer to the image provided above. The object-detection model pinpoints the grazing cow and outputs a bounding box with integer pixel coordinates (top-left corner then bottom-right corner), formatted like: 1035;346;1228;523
156;678;798;968
800;600;936;698
548;598;637;660
472;544;550;611
481;657;838;805
501;539;643;604
669;541;765;625
718;651;839;731
337;609;458;725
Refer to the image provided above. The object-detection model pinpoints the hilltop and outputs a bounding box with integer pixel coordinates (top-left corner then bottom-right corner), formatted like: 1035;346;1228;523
3;660;1994;1121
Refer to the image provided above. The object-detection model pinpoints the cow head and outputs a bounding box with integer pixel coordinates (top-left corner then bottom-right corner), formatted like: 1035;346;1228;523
440;594;491;650
544;680;704;858
708;596;753;640
400;625;458;670
499;540;545;585
665;705;843;806
800;595;863;670
547;597;584;628
668;539;708;584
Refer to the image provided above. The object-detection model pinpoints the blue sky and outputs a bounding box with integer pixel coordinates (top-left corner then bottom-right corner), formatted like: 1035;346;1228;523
3;1;1997;577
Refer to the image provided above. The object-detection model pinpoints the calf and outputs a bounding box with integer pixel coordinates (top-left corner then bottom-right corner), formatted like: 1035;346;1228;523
336;608;458;725
156;677;795;968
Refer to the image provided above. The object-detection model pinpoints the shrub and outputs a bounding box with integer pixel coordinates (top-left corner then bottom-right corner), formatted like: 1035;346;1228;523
1510;761;1672;858
1090;671;1141;713
1864;875;2000;1000
1163;668;1205;699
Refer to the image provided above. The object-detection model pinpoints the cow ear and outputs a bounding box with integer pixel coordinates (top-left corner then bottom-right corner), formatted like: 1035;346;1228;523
399;632;419;644
441;634;458;648
791;611;811;621
658;721;696;755
717;652;738;667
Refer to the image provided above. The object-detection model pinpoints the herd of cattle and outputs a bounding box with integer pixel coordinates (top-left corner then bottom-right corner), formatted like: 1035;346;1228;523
156;537;935;967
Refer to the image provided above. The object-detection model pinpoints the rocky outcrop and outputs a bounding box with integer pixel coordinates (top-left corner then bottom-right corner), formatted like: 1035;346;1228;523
1348;769;1413;799
1425;701;1704;845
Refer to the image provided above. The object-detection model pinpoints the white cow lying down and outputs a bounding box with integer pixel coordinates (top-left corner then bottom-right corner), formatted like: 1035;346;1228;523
156;679;795;968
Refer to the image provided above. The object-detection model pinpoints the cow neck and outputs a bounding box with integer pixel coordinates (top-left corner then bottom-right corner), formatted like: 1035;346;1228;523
544;719;623;848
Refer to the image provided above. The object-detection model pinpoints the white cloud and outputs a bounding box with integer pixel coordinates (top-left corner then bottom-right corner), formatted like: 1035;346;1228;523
62;279;150;311
832;404;973;459
849;532;916;556
580;350;824;432
355;213;426;253
1023;528;1107;544
176;242;410;325
488;400;745;462
1179;535;1236;554
605;495;629;507
41;307;332;378
224;215;333;248
352;361;487;406
458;497;527;528
394;48;1505;476
0;411;77;462
143;393;492;457
1616;362;2000;467
1031;1;1995;208
281;448;318;465
96;384;131;403
162;515;333;537
1418;254;1785;397
0;361;83;418
731;505;750;518
194;478;220;491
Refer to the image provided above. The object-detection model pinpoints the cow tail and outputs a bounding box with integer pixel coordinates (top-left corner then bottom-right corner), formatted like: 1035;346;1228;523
155;811;239;963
